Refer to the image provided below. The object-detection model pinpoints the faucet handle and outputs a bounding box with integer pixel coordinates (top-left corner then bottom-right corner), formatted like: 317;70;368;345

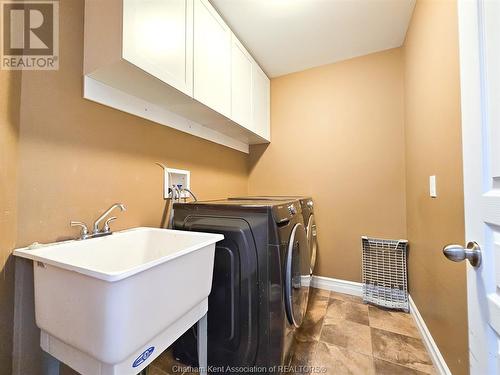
70;221;89;239
103;216;117;233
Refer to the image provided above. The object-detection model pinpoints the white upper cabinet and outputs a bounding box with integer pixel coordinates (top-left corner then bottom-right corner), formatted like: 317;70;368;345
84;0;269;153
231;35;253;130
193;0;231;118
122;0;193;96
253;64;271;140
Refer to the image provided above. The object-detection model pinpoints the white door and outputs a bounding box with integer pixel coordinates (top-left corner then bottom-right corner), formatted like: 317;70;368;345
193;0;231;118
122;0;194;96
252;64;271;140
454;1;500;374
231;35;253;130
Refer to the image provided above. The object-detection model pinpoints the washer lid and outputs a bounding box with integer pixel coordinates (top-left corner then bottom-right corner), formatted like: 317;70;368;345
284;223;311;327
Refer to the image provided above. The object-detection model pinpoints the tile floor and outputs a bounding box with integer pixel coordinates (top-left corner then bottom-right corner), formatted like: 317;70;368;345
149;288;436;375
291;288;435;375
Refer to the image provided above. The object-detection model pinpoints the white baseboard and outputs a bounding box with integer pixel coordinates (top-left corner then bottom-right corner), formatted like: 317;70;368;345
311;275;451;375
311;275;363;296
409;295;452;375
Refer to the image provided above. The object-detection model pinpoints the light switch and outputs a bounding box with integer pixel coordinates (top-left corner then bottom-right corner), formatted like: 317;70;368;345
429;175;437;198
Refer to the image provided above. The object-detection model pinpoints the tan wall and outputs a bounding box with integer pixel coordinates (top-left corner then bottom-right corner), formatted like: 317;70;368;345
249;49;407;281
3;0;469;374
0;68;21;371
403;1;468;373
16;0;248;248
13;1;247;373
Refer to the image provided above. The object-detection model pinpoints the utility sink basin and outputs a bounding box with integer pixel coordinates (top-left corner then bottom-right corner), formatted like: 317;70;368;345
14;227;223;375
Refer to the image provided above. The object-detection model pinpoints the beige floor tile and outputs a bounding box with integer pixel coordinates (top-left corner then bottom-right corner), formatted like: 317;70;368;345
295;289;330;342
291;340;318;366
374;359;431;375
310;287;331;300
320;319;373;356
182;367;200;375
152;349;193;375
312;341;376;375
368;305;420;339
371;328;434;374
295;314;325;343
329;291;365;304
324;298;370;326
148;364;169;375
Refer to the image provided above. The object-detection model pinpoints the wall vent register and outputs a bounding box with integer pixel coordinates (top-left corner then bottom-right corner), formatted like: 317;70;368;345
361;236;409;312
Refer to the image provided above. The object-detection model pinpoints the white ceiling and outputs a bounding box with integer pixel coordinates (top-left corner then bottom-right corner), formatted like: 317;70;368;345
211;0;416;78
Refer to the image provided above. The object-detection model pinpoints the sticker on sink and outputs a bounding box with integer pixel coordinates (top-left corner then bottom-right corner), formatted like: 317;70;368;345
132;346;155;368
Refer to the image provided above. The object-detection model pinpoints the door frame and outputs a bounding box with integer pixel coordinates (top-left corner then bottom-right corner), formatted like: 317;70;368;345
458;0;499;373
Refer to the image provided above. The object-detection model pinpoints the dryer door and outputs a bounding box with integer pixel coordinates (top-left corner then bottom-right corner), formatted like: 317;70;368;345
284;223;310;327
306;214;317;275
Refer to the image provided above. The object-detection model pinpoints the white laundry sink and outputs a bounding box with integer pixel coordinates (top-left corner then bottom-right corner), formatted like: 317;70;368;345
13;227;223;375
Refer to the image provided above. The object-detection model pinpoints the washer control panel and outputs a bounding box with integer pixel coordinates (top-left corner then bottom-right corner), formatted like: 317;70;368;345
273;201;300;224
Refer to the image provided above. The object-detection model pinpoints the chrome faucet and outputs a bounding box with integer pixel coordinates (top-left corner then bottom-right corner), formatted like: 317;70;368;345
70;221;90;240
93;203;126;234
70;203;126;240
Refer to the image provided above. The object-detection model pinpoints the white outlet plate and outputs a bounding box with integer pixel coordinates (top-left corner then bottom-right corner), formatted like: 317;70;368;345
166;168;190;199
157;164;191;199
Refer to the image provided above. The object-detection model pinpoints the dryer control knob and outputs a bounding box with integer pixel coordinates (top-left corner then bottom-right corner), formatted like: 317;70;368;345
288;205;297;215
307;200;313;208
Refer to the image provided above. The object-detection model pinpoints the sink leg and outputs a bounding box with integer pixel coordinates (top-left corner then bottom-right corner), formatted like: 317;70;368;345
42;352;60;375
197;312;208;375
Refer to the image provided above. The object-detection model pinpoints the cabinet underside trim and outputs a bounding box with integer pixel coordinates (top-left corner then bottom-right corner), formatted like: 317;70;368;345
84;76;250;153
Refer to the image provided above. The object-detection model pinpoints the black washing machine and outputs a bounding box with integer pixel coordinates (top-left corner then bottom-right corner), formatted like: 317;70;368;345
230;196;317;274
171;199;310;373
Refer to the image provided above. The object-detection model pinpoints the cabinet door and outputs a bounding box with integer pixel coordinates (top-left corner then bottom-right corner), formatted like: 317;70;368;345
231;35;253;129
252;64;270;140
193;0;231;118
122;0;193;96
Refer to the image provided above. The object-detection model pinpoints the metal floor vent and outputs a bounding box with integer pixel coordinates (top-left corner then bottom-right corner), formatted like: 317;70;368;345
361;236;409;312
